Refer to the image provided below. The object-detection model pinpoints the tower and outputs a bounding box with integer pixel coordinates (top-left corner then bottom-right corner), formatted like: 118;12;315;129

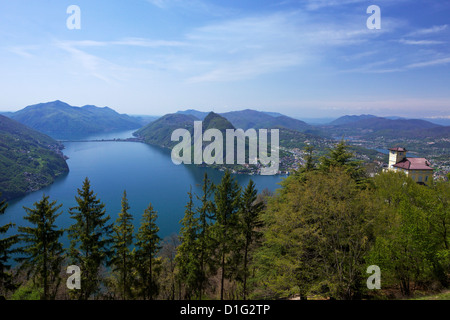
388;147;406;168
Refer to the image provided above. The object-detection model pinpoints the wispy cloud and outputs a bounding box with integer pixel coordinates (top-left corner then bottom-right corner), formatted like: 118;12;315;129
406;57;450;69
303;0;366;10
54;41;130;84
406;24;448;36
7;46;36;58
399;39;445;45
179;11;380;82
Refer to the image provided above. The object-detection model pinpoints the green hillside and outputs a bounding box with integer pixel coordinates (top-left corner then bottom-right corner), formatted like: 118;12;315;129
0;115;69;200
9;100;142;139
133;113;199;148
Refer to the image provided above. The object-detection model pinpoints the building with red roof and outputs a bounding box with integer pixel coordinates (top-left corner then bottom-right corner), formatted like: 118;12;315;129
386;147;434;184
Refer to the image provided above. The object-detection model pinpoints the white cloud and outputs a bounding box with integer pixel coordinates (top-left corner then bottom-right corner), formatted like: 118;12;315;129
406;57;450;69
399;39;445;45
406;24;448;36
304;0;366;10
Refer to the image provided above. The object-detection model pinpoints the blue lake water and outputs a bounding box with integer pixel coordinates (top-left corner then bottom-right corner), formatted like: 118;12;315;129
1;130;285;246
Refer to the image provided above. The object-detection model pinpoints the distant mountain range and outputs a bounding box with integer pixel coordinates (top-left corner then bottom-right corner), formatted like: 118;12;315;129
324;115;445;139
5;100;143;139
328;114;377;126
177;109;312;133
0;115;69;200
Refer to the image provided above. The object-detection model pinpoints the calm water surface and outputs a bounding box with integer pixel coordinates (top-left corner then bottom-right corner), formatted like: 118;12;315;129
1;130;285;244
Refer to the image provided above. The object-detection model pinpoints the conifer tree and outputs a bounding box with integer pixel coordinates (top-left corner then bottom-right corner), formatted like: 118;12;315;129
212;170;241;300
238;179;264;300
17;194;64;300
303;145;316;172
0;196;19;299
195;172;215;299
176;187;201;299
67;177;113;300
135;202;161;300
111;190;135;300
318;140;367;184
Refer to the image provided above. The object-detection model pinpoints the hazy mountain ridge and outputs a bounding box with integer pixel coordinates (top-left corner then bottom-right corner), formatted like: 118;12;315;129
8;100;142;139
0;115;69;200
176;109;312;133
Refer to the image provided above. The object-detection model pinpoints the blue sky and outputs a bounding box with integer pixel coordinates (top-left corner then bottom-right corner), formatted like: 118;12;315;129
0;0;449;119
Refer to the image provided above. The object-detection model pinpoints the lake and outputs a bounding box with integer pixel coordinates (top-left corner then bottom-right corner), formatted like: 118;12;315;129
1;130;285;246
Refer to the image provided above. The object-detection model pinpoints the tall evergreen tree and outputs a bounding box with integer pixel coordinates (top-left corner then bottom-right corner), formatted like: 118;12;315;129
195;172;215;300
16;194;64;300
176;187;201;299
238;179;264;300
111;190;135;299
212;170;241;300
67;177;113;300
318;140;367;184
135;202;161;300
0;196;19;299
302;145;316;173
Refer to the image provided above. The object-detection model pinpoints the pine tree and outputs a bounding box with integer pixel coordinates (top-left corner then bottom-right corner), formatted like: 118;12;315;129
212;170;241;300
135;202;161;300
195;172;215;299
176;187;201;299
67;177;113;300
0;196;19;299
238;179;264;300
16;194;64;300
111;190;135;300
303;145;316;172
318;140;367;184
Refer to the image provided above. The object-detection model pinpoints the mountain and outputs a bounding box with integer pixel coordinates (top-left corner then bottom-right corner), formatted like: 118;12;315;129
422;117;450;126
220;109;311;132
176;109;209;120
9;100;143;139
202;112;235;132
347;117;439;131
263;111;285;117
129;115;161;126
176;109;312;133
134;113;199;148
0;115;69;201
328;114;377;126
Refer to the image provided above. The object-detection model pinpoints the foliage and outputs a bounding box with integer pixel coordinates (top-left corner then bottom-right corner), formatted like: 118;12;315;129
67;177;113;300
110;190;135;300
254;168;376;300
16;194;64;300
0;115;69;201
0;196;19;298
135;202;161;300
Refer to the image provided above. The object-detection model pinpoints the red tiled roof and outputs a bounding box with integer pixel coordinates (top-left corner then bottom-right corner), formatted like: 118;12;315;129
393;157;433;171
389;147;407;152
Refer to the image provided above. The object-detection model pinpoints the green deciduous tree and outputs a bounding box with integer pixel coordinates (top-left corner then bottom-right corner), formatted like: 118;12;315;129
255;168;375;300
67;177;113;300
367;172;450;295
16;194;64;300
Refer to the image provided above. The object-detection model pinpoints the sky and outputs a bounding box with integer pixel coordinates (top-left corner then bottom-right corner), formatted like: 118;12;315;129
0;0;449;119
